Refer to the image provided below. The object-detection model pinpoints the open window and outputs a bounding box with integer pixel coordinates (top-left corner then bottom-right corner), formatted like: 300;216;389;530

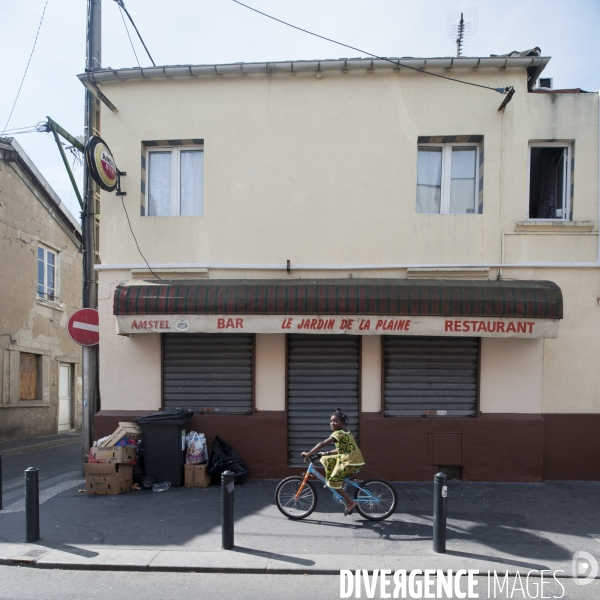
529;144;572;220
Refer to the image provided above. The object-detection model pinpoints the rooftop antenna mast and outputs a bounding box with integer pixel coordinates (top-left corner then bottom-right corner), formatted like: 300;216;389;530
446;8;478;57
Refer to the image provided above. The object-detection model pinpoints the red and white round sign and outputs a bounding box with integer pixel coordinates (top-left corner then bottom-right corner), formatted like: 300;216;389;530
67;308;100;346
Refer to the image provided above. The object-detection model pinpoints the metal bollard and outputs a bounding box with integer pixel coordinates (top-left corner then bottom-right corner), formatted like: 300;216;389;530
25;467;40;542
433;471;447;553
221;470;234;550
0;454;3;511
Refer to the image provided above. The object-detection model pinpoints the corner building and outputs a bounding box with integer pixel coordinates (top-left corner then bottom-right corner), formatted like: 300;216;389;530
85;51;600;481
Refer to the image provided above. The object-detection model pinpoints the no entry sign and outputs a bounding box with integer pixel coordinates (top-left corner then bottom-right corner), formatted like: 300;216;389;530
68;308;100;346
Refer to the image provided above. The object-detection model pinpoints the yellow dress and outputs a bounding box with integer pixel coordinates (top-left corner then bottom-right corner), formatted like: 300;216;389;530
320;429;365;489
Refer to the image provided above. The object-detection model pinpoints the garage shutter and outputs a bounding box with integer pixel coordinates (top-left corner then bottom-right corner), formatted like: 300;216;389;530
163;333;253;414
287;335;360;466
384;336;479;417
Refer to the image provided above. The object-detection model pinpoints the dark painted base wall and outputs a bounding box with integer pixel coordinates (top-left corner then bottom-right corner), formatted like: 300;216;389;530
543;414;600;480
93;411;599;481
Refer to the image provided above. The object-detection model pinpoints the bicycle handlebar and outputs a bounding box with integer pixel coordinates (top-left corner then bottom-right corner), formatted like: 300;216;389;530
305;453;323;464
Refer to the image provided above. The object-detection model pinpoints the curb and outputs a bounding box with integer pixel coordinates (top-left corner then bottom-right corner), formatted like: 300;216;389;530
0;555;591;578
0;438;81;457
0;558;339;575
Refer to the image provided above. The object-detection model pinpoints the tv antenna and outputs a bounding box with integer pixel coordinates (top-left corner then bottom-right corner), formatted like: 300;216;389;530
446;8;478;57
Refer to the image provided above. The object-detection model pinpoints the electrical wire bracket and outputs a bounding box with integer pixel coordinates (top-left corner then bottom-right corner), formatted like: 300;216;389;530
498;86;516;111
116;170;127;196
46;117;84;209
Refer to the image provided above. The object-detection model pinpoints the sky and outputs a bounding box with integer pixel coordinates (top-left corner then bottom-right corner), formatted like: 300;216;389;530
1;0;599;220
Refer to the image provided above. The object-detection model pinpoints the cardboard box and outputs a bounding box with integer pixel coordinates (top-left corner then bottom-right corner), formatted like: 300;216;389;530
85;475;132;495
184;464;212;488
97;422;142;449
84;463;133;478
89;445;137;465
85;464;133;495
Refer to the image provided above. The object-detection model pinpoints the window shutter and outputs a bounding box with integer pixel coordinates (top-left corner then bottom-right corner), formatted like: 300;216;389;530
19;353;38;400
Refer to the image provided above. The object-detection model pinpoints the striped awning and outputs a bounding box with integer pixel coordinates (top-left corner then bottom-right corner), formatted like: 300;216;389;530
113;279;562;320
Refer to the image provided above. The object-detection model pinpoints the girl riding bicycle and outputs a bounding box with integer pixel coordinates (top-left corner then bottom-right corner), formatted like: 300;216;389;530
301;408;365;516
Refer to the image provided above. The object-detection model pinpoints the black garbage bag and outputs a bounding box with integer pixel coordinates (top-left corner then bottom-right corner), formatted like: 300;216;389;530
208;436;249;484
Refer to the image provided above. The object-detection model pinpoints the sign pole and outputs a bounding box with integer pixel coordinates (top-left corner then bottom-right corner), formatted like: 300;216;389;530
82;0;101;464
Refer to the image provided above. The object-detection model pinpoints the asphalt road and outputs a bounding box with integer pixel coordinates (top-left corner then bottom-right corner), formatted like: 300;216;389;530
2;441;82;484
1;441;83;511
0;567;598;600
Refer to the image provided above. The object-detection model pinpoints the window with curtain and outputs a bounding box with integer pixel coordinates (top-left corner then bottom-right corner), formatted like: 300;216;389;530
147;146;204;216
416;144;479;214
37;246;57;302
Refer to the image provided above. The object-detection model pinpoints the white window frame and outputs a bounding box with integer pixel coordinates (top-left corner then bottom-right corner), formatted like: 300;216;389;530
417;143;480;214
37;244;59;303
528;142;572;221
145;145;204;217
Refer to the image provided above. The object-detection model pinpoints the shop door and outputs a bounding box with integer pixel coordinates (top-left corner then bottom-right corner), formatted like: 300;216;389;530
163;333;253;414
384;336;479;417
287;334;360;466
58;363;72;431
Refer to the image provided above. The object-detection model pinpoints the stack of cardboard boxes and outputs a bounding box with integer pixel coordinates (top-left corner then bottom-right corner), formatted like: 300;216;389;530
85;422;142;495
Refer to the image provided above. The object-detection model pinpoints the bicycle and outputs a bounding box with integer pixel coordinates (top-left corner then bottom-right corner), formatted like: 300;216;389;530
275;453;398;521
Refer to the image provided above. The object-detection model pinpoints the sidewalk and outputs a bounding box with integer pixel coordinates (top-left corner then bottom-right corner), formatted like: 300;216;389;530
1;475;599;576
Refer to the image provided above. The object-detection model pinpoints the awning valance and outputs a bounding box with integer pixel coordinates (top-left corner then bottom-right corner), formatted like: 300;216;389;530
114;279;562;319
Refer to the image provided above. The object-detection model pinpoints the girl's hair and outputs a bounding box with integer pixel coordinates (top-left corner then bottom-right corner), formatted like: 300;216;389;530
332;408;348;427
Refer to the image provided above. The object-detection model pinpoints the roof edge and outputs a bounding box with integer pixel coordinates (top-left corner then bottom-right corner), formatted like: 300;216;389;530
78;55;550;85
0;137;82;237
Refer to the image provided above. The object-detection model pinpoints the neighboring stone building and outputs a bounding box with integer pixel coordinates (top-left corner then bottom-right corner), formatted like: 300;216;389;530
82;50;599;481
0;137;82;440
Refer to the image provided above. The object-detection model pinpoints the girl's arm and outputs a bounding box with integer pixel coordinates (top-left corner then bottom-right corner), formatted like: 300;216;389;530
301;436;335;458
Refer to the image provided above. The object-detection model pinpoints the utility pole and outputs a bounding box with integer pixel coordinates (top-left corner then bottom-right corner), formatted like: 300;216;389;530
82;0;101;462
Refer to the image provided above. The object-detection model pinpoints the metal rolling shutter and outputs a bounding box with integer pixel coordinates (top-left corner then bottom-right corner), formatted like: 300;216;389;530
163;333;253;414
384;336;479;417
287;335;360;466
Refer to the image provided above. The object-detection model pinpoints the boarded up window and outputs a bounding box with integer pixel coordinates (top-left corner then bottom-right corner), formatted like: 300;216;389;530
19;353;39;400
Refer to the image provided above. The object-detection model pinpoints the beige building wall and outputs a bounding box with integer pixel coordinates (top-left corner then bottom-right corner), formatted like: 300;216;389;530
0;149;83;439
93;67;599;416
361;336;381;412
255;334;285;411
98;270;161;411
480;338;544;413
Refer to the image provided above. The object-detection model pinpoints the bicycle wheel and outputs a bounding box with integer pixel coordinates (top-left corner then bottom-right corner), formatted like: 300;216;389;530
275;476;318;520
353;478;398;521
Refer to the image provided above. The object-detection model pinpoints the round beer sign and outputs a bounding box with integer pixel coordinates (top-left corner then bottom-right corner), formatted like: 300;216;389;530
85;136;118;191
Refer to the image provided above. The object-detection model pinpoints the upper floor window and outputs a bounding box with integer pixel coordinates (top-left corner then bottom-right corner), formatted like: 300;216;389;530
37;246;57;302
417;144;479;214
529;143;572;220
147;146;204;216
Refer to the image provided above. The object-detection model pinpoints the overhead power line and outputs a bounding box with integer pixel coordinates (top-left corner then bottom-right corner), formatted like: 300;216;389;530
117;4;141;67
121;196;162;281
231;0;506;95
0;122;48;137
1;0;49;136
113;0;156;67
